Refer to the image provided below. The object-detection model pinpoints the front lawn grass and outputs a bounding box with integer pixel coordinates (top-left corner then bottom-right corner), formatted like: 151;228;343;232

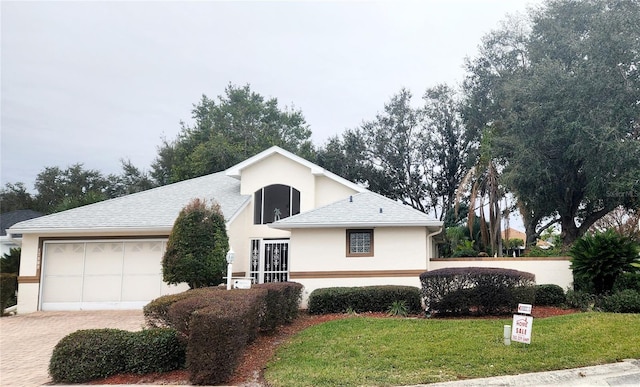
265;313;640;386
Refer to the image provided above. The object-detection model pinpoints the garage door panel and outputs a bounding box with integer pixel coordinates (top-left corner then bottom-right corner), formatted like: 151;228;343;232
85;243;124;275
122;274;162;301
123;242;164;274
83;275;122;301
41;276;83;303
43;243;85;276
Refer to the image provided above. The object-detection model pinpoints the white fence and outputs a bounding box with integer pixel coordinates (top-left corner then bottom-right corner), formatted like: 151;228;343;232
429;256;573;290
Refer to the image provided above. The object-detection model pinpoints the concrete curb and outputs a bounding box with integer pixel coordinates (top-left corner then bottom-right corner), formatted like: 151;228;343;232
419;359;640;386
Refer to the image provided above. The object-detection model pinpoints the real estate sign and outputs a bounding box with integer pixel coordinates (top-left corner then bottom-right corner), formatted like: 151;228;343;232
511;314;533;344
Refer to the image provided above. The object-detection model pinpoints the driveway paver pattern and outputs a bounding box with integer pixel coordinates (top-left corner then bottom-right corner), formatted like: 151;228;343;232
0;310;145;386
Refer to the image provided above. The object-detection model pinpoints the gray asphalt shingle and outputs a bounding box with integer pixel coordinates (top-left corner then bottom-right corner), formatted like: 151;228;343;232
270;191;441;228
9;172;248;233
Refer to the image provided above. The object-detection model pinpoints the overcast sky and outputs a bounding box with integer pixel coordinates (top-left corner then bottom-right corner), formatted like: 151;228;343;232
1;0;543;190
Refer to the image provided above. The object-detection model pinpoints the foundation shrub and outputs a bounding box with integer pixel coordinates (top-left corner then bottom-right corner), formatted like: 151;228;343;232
253;282;303;331
307;285;422;315
534;284;566;306
596;290;640;313
420;267;535;316
0;273;17;313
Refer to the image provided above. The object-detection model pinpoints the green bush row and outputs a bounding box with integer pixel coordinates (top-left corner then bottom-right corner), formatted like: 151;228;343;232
307;285;422;315
420;267;536;316
143;282;302;385
596;290;640;313
49;328;185;384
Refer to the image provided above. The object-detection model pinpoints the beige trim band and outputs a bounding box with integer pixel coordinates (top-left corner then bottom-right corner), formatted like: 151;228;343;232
290;269;425;279
18;276;40;284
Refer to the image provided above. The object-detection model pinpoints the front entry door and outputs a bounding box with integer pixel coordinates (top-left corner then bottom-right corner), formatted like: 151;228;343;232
249;239;289;283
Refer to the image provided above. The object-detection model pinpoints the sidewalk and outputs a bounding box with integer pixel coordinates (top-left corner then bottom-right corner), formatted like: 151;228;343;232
422;359;640;386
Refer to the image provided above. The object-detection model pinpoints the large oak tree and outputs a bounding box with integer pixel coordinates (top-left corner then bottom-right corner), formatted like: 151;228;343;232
464;0;640;247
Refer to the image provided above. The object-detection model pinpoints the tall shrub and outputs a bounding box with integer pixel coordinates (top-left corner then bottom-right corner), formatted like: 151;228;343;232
162;198;228;288
419;267;535;316
570;230;640;295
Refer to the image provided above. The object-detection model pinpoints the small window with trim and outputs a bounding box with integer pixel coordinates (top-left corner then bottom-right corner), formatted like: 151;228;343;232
346;229;374;257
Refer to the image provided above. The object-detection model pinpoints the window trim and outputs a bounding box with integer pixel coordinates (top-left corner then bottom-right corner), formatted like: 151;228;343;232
346;229;374;257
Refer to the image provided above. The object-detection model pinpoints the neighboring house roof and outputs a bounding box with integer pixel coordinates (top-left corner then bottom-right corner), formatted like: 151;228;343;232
501;227;526;242
8;172;249;235
226;146;366;193
1;210;43;236
270;191;443;229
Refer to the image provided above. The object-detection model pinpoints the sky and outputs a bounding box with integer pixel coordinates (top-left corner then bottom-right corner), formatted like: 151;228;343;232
1;0;543;191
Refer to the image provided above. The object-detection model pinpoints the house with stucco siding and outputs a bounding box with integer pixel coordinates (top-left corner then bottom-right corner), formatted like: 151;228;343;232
9;146;444;313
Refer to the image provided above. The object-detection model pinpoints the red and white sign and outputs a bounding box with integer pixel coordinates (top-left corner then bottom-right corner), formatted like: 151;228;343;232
518;303;532;314
511;314;534;344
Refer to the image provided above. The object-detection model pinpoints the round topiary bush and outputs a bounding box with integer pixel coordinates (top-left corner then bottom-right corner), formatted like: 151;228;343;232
535;284;566;306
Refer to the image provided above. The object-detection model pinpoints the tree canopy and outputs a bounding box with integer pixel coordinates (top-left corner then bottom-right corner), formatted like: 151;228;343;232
0;161;155;214
151;83;314;185
316;86;477;221
464;0;640;247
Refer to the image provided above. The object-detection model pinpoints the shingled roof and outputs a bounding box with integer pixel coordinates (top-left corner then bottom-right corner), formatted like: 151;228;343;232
8;172;249;235
270;191;441;229
1;210;43;236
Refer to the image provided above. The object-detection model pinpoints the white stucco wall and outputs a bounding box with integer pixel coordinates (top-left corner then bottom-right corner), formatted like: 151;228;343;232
314;175;360;207
238;153;315;210
289;227;428;272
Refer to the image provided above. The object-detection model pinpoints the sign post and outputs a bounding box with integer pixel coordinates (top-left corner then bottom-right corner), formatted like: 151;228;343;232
511;303;533;345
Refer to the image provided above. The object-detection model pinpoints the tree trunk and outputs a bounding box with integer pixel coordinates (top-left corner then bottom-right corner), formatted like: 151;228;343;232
560;216;580;250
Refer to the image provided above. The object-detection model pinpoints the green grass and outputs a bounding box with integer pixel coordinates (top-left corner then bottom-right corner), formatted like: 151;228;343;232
265;313;640;386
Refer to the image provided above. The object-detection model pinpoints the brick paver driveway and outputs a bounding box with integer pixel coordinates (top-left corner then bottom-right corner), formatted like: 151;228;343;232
0;310;145;386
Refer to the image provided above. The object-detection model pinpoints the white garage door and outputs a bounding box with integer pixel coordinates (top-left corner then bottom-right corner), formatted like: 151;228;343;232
40;240;187;311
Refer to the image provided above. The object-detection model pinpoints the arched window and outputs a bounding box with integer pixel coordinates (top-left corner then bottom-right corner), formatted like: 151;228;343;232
253;184;300;224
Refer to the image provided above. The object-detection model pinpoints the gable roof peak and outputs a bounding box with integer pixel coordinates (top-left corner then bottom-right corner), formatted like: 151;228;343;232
225;145;366;193
225;146;322;179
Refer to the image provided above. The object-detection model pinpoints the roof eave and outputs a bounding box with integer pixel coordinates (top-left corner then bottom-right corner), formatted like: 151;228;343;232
7;226;175;236
269;221;443;230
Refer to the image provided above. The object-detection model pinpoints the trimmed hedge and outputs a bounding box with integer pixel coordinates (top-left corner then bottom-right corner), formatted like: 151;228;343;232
307;285;422;315
186;291;265;385
420;267;536;316
124;329;186;374
49;328;184;384
535;284;566;306
143;292;193;328
253;282;303;331
143;282;303;385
